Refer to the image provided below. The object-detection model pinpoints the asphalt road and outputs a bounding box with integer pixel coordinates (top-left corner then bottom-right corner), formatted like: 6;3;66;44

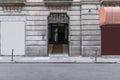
0;63;120;80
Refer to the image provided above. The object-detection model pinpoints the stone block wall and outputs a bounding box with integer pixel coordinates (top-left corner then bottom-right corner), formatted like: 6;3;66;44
0;0;102;57
81;4;101;57
23;6;49;56
68;5;81;56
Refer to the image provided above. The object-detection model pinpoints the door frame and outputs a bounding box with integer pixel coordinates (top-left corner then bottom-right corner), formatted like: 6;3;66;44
47;13;70;56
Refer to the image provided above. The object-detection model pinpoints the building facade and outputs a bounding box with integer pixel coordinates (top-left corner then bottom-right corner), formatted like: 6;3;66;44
0;0;119;57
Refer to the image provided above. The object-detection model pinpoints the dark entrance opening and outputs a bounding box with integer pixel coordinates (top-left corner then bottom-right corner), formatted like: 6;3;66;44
48;23;68;54
48;13;69;55
49;23;68;44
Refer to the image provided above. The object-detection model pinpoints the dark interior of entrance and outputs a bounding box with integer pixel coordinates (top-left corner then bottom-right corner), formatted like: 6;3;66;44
48;23;69;54
48;13;69;55
49;23;68;44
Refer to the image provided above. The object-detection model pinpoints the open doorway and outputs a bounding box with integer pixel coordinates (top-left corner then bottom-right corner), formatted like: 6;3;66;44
48;13;69;56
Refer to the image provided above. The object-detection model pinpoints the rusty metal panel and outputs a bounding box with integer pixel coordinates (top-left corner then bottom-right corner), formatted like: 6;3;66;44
100;7;120;26
101;25;120;55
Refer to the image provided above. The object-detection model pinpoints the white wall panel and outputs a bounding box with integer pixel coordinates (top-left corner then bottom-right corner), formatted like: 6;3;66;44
1;22;25;55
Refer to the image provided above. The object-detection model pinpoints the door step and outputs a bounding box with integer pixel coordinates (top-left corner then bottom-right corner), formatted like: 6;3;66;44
52;44;63;53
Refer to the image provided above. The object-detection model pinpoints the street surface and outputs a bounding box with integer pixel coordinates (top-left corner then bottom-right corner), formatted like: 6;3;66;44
0;63;120;80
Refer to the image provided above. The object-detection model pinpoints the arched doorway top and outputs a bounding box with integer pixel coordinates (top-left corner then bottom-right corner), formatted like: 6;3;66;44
48;13;69;24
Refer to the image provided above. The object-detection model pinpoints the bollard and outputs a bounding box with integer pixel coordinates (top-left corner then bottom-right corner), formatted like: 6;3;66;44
11;49;14;62
95;50;98;62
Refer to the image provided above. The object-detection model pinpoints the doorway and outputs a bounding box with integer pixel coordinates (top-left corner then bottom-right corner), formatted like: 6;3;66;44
48;13;69;55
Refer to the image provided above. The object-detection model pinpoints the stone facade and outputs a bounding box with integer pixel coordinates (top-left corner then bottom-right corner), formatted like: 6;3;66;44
0;0;101;57
81;2;101;57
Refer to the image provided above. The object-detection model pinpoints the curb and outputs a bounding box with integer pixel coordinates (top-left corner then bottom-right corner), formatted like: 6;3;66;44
0;61;118;64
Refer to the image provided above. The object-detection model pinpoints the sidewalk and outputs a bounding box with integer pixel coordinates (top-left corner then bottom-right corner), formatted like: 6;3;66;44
0;56;120;63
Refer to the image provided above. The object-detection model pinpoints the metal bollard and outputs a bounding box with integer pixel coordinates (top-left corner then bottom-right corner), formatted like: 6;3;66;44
95;50;98;62
11;49;14;62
